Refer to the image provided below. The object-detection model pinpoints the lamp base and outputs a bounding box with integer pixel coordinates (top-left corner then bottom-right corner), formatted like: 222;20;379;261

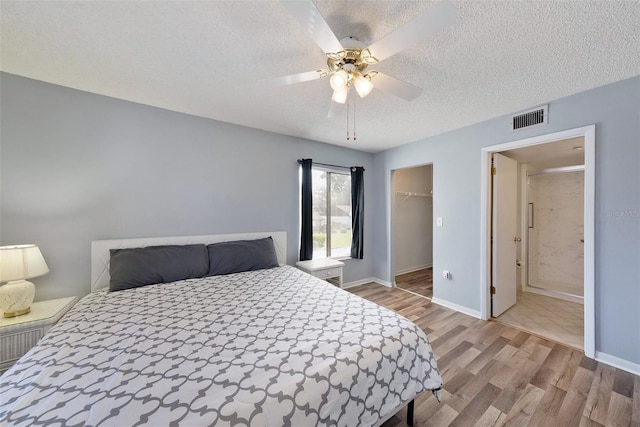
0;279;35;318
3;307;31;318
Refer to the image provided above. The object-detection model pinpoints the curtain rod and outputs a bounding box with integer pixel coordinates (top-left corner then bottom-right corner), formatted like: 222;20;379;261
297;159;364;171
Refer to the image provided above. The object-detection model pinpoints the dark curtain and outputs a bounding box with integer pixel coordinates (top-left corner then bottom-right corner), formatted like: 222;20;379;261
350;166;365;259
299;159;313;261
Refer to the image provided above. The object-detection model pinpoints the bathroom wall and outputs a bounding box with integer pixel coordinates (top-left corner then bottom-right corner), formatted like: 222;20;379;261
393;165;433;275
528;170;584;296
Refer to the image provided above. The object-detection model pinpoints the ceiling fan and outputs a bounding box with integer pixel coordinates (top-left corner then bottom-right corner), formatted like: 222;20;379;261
260;0;458;115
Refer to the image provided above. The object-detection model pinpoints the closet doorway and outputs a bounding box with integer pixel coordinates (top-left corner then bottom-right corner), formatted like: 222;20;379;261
393;164;433;299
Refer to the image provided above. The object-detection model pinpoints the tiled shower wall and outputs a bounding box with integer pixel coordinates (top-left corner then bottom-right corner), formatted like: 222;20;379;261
528;170;584;296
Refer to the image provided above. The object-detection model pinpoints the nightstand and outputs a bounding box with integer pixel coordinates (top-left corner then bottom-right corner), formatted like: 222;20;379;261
0;296;78;374
296;258;345;288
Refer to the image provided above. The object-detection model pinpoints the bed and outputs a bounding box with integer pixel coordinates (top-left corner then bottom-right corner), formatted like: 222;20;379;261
0;232;442;426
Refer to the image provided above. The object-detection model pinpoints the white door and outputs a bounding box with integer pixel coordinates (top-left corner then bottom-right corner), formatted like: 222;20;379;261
492;153;518;316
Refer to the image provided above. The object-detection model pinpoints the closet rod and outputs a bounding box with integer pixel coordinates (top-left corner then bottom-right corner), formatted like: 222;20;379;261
395;191;431;197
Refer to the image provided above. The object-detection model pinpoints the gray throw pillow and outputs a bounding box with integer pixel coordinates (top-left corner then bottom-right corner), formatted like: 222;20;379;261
206;237;279;276
110;244;209;292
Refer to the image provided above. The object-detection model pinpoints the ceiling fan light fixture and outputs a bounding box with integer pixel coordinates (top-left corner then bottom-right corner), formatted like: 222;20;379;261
330;70;349;91
353;74;374;98
332;86;349;104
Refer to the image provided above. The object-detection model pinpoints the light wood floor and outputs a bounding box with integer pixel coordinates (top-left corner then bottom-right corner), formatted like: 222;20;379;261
396;268;433;299
348;283;639;427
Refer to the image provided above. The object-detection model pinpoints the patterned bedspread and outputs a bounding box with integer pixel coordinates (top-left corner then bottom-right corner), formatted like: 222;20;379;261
0;265;442;426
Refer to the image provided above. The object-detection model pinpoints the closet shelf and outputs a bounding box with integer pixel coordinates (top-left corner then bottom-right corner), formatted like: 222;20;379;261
395;191;432;202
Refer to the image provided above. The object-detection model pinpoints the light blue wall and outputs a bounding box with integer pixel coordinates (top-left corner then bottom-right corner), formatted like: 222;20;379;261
0;73;374;300
372;76;640;365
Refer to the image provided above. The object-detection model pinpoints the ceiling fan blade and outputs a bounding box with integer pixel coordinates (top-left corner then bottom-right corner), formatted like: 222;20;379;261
258;70;326;87
282;0;344;55
327;100;345;118
371;72;423;101
363;1;457;63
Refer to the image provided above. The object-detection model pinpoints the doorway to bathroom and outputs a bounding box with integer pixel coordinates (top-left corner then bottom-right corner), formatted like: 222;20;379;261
392;164;433;299
494;139;585;349
480;125;595;357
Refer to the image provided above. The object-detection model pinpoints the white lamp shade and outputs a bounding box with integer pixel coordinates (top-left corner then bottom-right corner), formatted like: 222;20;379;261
331;86;350;104
353;74;374;98
330;70;349;91
0;245;50;282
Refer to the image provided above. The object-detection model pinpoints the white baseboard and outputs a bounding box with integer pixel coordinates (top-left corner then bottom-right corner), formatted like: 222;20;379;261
395;264;433;276
342;277;393;289
595;351;640;376
431;297;482;319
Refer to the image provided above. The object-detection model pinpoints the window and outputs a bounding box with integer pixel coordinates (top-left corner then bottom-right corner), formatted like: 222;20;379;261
311;167;352;259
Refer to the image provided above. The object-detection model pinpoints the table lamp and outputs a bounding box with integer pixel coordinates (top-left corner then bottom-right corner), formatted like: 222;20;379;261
0;245;50;317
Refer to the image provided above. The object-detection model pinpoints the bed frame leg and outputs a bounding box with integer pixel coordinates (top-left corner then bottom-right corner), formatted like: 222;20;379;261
407;399;414;426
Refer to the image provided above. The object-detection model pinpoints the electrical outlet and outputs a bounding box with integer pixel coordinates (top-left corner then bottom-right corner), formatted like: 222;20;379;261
436;217;443;227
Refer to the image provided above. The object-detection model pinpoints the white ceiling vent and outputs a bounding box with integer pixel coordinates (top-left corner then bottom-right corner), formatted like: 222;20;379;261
512;105;548;130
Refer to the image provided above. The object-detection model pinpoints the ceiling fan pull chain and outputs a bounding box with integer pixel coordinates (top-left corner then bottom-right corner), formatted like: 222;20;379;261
346;95;350;140
353;98;357;141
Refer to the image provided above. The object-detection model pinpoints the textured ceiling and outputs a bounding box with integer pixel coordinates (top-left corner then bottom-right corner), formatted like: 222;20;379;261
1;1;639;153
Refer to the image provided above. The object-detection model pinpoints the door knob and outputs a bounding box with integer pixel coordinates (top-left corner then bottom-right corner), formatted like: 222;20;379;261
514;237;522;242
